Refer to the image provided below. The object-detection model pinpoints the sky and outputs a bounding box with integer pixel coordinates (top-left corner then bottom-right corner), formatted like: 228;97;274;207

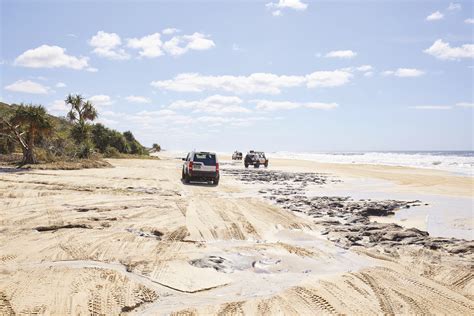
1;0;473;152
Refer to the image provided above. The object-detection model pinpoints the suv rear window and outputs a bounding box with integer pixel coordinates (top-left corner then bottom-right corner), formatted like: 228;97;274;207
193;153;216;165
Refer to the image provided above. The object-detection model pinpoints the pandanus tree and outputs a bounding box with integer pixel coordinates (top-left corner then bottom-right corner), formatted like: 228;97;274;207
65;94;98;157
0;104;53;164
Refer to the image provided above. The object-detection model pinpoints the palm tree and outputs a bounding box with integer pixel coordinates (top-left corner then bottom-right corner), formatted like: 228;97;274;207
65;94;98;157
66;94;98;125
10;104;53;164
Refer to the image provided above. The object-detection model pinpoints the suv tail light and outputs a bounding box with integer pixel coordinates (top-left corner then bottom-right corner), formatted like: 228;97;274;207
215;162;219;172
189;161;193;171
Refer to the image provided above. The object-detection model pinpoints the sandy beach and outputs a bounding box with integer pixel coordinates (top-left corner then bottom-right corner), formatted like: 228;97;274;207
0;155;473;315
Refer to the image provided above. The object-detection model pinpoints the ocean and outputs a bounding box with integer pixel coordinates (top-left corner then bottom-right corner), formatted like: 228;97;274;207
269;151;474;176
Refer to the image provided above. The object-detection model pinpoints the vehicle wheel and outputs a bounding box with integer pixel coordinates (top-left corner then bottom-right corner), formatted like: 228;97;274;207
184;174;190;183
244;163;249;168
181;168;185;179
264;162;268;168
213;178;219;185
254;163;260;168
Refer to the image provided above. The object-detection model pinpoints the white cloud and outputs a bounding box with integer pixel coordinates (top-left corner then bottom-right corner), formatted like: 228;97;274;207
97;117;119;126
87;67;98;73
89;31;130;60
456;102;474;108
447;3;461;11
163;32;215;56
266;0;308;11
465;18;474;24
121;106;278;130
409;103;473;110
169;95;251;114
55;82;66;88
183;33;214;51
88;95;113;106
48;99;69;115
194;115;273;127
14;45;90;70
152;72;304;94
325;50;357;59
141;109;177;116
253;100;338;111
424;39;474;60
125;95;151;103
162;28;180;35
356;65;373;72
151;70;352;94
306;70;353;88
4;80;50;94
395;68;425;77
272;10;282;16
127;33;163;58
426;11;444;21
266;0;307;16
87;30;215;60
410;105;452;110
383;68;424;77
363;71;374;77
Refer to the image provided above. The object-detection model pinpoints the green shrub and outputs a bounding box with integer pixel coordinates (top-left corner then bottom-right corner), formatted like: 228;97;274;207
77;140;94;159
0;137;15;154
35;148;58;162
103;146;120;158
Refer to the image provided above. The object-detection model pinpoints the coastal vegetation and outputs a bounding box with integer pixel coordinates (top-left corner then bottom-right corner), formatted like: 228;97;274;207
0;95;157;168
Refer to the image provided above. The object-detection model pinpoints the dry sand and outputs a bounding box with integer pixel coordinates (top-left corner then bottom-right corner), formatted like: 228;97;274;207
0;155;473;315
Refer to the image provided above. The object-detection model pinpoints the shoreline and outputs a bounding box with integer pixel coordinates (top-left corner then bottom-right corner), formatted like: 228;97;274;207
166;151;473;197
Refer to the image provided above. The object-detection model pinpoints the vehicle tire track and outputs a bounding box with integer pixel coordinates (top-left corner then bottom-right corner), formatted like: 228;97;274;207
392;289;427;314
0;291;15;316
217;301;245;315
377;266;474;311
356;272;395;315
292;286;337;314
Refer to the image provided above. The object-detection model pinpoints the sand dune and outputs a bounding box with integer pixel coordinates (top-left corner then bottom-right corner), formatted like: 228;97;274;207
0;157;472;315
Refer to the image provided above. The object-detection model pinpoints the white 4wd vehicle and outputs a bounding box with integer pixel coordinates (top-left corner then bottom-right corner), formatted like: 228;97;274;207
244;151;269;168
182;151;220;185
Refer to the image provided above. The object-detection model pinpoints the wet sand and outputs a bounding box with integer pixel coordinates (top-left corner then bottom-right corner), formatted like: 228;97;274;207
0;155;472;315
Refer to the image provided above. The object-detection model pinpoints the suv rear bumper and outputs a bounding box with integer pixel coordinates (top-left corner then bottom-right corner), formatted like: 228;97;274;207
245;160;267;164
190;170;219;180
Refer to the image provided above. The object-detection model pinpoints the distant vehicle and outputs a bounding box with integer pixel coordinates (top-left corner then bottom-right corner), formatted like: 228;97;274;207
232;151;243;160
244;151;269;168
182;151;219;185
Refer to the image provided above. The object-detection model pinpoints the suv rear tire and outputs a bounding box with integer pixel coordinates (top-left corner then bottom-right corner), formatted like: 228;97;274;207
254;163;260;168
244;163;249;168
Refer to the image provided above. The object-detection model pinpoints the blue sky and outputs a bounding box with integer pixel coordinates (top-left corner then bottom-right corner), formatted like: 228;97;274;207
1;0;473;151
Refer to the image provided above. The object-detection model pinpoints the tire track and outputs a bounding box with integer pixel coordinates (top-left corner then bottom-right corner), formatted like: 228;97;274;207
357;272;395;315
292;286;337;314
0;291;15;316
217;301;245;315
377;266;474;311
392;289;427;314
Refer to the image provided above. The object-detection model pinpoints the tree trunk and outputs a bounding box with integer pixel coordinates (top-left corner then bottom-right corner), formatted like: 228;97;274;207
22;128;37;164
22;146;37;164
